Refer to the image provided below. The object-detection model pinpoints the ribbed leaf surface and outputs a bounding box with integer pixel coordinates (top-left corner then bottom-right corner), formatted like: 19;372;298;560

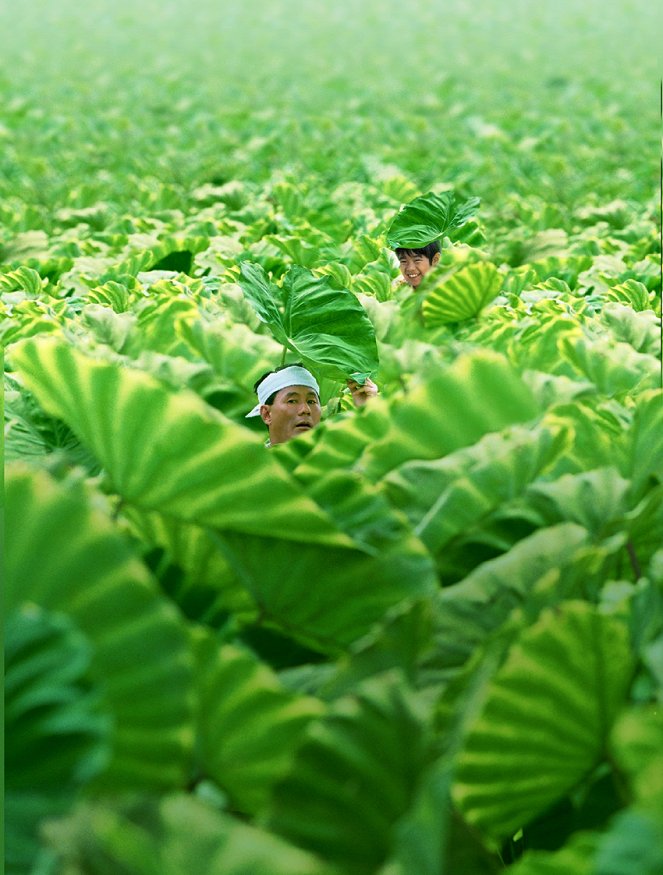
5;605;111;875
266;671;433;875
386;191;480;248
8;336;351;546
422;262;502;326
361;350;539;481
560;335;660;394
239;262;379;380
44;795;334;875
216;528;437;654
5;464;194;790
384;422;568;553
194;634;325;814
453;602;634;838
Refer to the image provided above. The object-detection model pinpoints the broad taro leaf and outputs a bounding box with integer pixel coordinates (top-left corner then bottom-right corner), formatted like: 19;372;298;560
610;705;663;807
360;349;539;482
524;467;632;537
8;337;352;546
604;278;654;312
5;464;194;790
424;524;593;676
266;671;434;875
214;524;437;655
238;261;379;380
559;334;660;395
386;191;481;249
5;605;111;875
193;631;325;814
384;421;569;555
376;759;454;875
452;602;635;839
421;262;502;327
43;795;334;875
600;302;661;356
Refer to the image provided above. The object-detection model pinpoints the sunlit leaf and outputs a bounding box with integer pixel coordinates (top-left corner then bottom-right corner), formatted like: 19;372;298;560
8;336;353;546
422;262;502;326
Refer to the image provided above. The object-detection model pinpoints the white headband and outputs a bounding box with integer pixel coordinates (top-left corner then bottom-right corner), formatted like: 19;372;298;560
246;366;320;417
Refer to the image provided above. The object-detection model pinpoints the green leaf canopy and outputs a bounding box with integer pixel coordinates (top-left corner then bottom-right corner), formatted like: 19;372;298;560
238;262;379;381
386;191;481;249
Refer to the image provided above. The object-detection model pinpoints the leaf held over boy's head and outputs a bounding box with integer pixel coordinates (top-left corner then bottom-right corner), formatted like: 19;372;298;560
386;190;481;249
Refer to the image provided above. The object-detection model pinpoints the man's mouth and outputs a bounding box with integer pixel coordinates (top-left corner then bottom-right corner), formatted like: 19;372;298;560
295;421;312;429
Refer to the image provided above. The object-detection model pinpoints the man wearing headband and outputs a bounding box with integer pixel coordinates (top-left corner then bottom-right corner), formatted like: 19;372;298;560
246;363;377;446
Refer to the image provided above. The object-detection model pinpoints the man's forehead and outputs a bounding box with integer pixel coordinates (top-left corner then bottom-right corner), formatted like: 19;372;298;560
277;385;319;398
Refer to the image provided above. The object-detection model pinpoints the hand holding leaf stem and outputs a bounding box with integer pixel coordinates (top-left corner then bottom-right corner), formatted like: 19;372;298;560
346;376;378;407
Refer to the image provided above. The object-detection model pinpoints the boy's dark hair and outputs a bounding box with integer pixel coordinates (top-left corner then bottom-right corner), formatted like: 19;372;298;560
394;240;441;262
253;361;306;406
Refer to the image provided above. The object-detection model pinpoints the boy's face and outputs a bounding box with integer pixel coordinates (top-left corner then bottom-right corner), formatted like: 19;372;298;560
398;251;440;288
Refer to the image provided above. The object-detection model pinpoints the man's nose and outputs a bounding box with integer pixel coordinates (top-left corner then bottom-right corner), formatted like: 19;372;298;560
298;401;311;414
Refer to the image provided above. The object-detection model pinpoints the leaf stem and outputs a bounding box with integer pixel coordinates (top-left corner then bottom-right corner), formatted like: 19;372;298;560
280;345;287;366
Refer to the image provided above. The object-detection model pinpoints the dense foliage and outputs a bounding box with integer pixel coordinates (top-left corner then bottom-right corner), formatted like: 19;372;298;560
3;1;662;873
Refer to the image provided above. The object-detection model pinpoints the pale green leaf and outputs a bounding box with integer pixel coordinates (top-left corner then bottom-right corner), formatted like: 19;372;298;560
361;349;539;482
422;262;502;326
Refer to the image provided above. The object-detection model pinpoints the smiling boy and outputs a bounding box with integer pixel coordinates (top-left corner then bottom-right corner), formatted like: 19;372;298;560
395;240;441;288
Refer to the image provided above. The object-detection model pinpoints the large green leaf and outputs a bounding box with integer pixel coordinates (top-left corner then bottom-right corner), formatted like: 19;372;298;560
5;464;194;791
238;262;379;380
214;526;437;655
386;191;480;249
452;602;635;839
560;334;660;395
360;349;540;482
421;262;502;326
8;336;353;546
595;808;663;875
194;632;325;814
266;671;434;875
5;605;111;875
423;524;595;678
384;421;569;554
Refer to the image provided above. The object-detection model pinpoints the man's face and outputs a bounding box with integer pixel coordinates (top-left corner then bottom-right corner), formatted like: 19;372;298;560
260;385;322;445
398;251;440;288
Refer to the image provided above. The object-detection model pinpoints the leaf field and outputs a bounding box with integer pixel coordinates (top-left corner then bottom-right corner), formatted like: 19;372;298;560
3;1;663;873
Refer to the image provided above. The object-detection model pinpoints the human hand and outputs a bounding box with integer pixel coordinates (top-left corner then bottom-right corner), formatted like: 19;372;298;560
346;377;379;407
